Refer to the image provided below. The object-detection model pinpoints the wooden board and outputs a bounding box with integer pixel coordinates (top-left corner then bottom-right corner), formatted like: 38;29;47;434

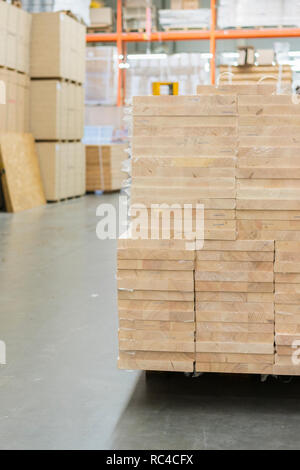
118;351;194;372
0;133;46;212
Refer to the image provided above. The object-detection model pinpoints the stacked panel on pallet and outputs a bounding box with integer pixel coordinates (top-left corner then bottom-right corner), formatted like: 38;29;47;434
236;92;300;241
22;0;91;27
86;46;118;105
30;12;86;201
131;95;238;242
218;0;300;29
171;0;200;8
218;65;292;93
0;1;31;133
274;242;300;375
159;8;211;30
195;240;275;374
123;1;157;32
118;238;195;372
118;86;300;375
86;144;127;193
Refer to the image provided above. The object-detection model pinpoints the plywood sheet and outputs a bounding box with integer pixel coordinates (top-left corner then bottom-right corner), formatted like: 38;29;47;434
0;133;46;212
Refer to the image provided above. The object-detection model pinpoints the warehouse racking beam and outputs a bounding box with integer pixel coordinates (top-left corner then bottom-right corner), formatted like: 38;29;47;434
86;0;300;105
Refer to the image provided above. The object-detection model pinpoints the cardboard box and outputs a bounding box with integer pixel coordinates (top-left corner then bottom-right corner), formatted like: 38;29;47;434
256;49;275;66
30;12;86;84
0;69;30;133
0;2;31;73
36;142;86;201
90;8;113;26
171;0;200;8
238;46;255;66
30;80;84;140
16;7;32;75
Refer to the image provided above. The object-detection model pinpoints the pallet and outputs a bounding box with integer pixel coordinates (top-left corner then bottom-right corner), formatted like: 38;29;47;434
223;24;299;30
47;194;85;204
163;26;208;31
87;25;113;33
125;27;157;33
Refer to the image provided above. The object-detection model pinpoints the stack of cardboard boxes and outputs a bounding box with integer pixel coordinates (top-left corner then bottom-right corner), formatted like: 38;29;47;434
0;1;31;133
123;0;157;32
89;7;113;31
30;12;86;201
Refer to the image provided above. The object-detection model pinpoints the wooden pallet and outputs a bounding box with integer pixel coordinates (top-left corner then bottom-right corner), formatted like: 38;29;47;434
48;194;85;203
87;25;113;33
163;26;208;31
125;27;157;33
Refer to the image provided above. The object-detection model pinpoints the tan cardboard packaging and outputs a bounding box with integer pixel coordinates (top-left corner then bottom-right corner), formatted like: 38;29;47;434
90;8;113;26
30;80;84;140
31;12;86;84
36;142;86;201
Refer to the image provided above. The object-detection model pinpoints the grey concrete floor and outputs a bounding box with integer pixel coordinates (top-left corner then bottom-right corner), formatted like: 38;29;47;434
1;193;300;450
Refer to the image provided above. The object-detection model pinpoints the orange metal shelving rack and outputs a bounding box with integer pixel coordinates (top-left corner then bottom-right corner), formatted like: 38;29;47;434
86;0;300;106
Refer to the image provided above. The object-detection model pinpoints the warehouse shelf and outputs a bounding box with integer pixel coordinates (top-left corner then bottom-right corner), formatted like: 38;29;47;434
86;0;300;106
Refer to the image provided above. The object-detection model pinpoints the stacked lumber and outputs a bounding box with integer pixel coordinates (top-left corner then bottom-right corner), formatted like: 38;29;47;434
274;242;300;375
195;240;275;374
117;85;300;376
117;238;195;372
131;95;238;241
236;93;300;241
218;65;292;92
86;143;127;193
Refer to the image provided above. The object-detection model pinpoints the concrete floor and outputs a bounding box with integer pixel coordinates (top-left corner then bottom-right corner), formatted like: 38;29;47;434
1;194;300;450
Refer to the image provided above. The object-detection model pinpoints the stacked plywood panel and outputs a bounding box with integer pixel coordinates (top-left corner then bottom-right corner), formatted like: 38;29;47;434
131;95;238;241
195;240;275;374
86;144;127;193
30;12;86;201
117;238;195;372
236;93;300;241
274;242;300;375
218;65;292;92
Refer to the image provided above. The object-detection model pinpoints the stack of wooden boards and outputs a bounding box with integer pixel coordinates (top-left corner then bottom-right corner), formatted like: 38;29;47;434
117;85;300;376
195;240;274;374
218;65;292;92
118;238;195;372
274;242;300;375
131;94;237;241
236;92;300;242
86;144;127;193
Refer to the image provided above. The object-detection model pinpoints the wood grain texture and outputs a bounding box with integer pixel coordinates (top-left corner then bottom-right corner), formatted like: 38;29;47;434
0;133;46;212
